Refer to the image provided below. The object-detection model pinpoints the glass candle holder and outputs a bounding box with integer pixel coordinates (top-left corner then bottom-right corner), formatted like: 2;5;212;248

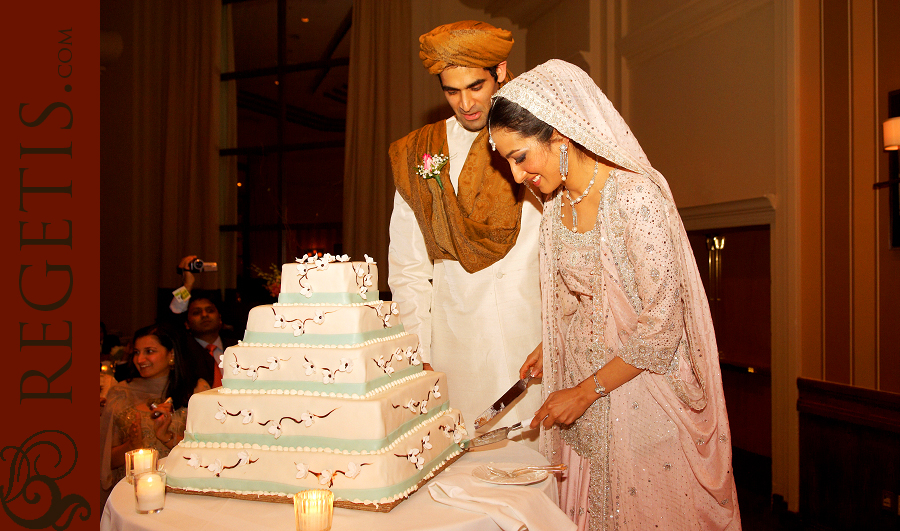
293;489;334;531
125;448;158;484
133;471;166;514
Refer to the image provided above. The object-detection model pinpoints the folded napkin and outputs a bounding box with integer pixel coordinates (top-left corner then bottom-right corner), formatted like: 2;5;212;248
428;466;576;531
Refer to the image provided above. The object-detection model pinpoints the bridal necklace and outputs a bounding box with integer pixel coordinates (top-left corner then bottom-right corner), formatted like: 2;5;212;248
563;160;599;233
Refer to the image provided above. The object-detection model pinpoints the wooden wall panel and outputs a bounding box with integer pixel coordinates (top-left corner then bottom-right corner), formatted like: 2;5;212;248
798;378;900;530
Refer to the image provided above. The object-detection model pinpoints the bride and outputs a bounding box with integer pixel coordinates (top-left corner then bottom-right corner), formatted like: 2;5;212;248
487;59;741;530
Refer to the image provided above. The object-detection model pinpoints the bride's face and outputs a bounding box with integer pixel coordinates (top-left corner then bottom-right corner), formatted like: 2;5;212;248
490;127;561;194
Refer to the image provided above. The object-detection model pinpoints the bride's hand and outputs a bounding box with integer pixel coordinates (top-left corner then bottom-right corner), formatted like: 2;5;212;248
519;343;543;379
530;385;595;429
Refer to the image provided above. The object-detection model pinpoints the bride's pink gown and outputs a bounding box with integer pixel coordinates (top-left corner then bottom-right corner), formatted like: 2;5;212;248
538;170;741;531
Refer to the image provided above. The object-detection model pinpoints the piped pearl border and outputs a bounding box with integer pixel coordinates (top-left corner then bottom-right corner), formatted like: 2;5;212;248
237;331;410;349
216;369;428;400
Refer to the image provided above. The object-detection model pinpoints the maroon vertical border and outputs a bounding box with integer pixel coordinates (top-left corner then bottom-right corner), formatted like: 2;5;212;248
0;1;100;530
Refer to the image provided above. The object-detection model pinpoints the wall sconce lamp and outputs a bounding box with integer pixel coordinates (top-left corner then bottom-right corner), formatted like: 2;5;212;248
884;117;900;151
873;117;900;190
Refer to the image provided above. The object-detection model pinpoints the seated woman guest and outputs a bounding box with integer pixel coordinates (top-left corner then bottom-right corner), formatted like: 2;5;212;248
100;323;210;492
488;60;741;530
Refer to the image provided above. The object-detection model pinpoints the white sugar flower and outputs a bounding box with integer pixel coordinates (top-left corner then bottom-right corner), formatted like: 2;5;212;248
393;348;404;361
405;399;416;411
420;401;428;415
247;369;258;381
422;435;432;450
230;361;241;375
409;351;420;366
315;258;328;271
300;286;313;298
453;429;464;444
432;385;441;398
406;449;425;469
383;315;392;327
300;411;315;427
268;424;282;439
337;254;349;262
355;265;366;278
346;462;362;479
358;286;368;299
385;365;395;375
267;356;279;370
240;409;254;424
187;453;201;469
295;462;309;479
374;355;385;368
365;254;374;263
207;459;223;475
274;315;286;328
303;357;315;376
215;405;227;424
322;368;335;384
313;310;325;324
338;358;353;372
372;301;384;314
318;470;334;486
363;273;373;287
323;253;334;262
218;357;224;369
292;321;305;336
299;254;309;262
237;451;251;467
307;255;317;263
390;302;399;315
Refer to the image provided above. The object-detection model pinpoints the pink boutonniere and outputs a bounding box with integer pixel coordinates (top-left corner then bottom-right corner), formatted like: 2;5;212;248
416;146;448;190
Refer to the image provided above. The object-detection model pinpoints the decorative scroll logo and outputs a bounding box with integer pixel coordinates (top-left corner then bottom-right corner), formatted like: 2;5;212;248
0;430;90;529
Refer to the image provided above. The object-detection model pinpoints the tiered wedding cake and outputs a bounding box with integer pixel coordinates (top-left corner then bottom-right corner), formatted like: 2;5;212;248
165;254;468;511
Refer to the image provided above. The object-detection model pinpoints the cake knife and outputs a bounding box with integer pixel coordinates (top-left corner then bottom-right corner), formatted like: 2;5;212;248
472;376;532;430
467;422;524;447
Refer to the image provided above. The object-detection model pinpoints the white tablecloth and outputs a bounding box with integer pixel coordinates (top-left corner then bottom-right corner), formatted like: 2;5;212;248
101;440;561;531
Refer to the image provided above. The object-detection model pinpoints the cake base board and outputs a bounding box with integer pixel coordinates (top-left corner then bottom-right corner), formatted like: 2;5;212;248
165;449;467;513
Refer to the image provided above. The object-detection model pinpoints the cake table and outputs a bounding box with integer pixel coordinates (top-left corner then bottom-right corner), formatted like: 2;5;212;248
101;439;562;531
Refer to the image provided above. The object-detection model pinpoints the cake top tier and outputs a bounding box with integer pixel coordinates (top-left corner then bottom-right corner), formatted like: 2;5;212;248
278;254;378;305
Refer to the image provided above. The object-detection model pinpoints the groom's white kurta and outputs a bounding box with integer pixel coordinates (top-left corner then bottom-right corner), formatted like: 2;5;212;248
388;117;543;446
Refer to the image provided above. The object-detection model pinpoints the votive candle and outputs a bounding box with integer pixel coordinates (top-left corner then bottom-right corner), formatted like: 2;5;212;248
125;448;158;484
133;471;166;514
293;489;334;531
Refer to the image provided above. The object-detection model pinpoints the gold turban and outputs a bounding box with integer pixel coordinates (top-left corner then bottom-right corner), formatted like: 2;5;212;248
419;21;514;81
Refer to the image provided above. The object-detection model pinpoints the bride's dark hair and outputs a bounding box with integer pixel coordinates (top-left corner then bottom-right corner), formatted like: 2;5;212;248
488;97;554;145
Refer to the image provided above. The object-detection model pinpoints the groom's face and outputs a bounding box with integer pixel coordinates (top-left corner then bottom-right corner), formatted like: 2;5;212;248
439;65;504;132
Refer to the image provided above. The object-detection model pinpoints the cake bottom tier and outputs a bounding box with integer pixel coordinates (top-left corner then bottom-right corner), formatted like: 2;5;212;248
165;408;467;509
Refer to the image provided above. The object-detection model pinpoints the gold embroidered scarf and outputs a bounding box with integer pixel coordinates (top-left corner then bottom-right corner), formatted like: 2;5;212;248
390;121;523;273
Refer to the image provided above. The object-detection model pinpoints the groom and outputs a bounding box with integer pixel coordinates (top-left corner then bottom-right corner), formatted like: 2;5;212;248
388;21;542;445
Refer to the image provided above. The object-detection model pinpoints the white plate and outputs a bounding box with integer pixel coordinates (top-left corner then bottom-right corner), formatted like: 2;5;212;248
472;462;549;486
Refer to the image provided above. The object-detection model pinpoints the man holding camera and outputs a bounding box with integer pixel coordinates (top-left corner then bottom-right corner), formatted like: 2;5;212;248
170;255;236;387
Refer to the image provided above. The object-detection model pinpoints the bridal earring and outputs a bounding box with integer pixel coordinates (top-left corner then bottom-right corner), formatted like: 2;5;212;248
558;142;568;181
